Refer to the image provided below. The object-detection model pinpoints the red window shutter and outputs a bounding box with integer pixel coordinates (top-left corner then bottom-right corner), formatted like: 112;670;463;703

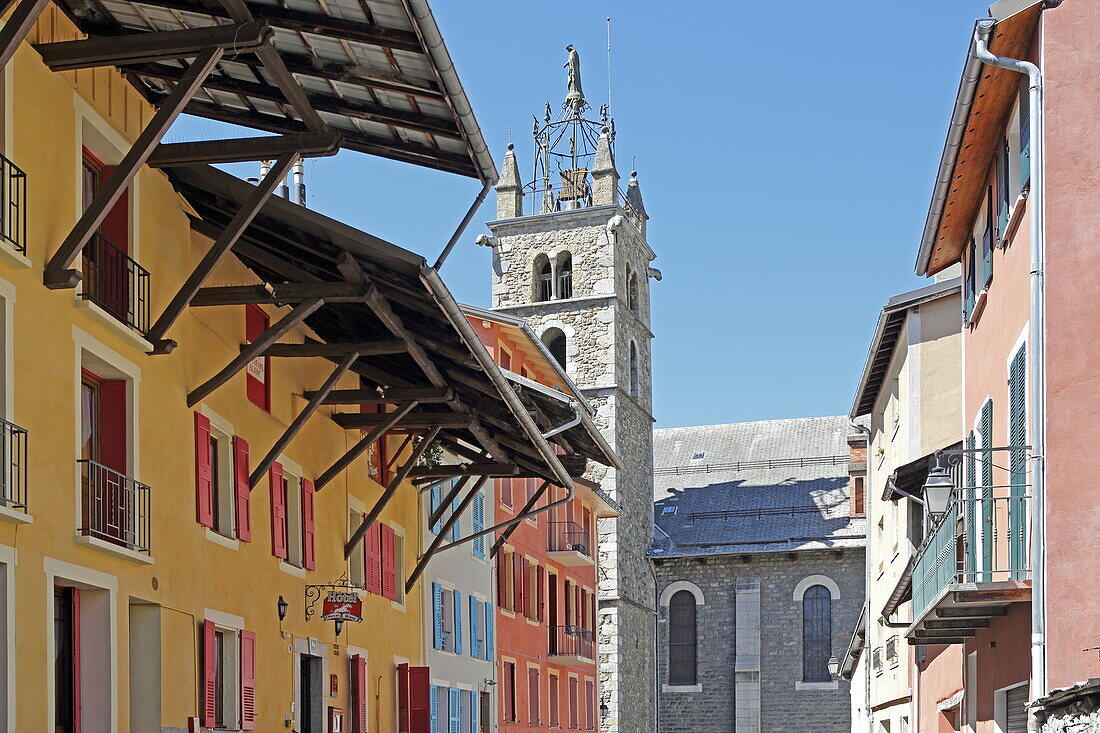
513;555;524;615
523;557;532;617
99;380;127;474
202;620;217;727
245;306;270;411
380;523;396;600
407;666;431;733
351;655;367;733
569;677;578;729
233;436;252;541
529;667;540;724
99;165;128;253
194;413;214;528
72;589;81;733
269;462;287;559
496;553;508;610
537;567;545;623
397;662;410;733
501;477;512;506
301;479;316;570
365;521;382;595
240;630;257;730
585;681;595;730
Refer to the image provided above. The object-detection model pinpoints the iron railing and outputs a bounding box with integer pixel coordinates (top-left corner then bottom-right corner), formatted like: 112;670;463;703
912;492;1031;619
78;459;150;554
548;521;590;556
79;232;150;334
0;154;26;255
0;418;27;511
654;454;850;477
522;180;645;228
549;625;594;660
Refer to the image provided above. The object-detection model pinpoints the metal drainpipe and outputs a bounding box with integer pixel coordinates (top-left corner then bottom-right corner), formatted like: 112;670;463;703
973;18;1047;716
850;420;874;733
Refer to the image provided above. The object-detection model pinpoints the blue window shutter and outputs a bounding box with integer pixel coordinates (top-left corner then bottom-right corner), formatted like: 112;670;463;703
470;594;480;658
450;495;461;541
430;485;442;534
470;689;478;733
430;685;439;733
453;589;463;655
449;687;461;733
472;493;485;558
432;583;443;649
484;601;494;660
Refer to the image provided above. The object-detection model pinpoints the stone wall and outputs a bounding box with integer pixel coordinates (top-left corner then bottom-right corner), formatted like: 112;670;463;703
654;549;865;733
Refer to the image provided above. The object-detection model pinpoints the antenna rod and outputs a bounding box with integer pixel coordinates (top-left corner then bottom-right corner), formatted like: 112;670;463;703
606;16;612;116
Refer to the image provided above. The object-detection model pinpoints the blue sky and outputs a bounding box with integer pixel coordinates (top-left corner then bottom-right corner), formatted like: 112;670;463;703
173;0;989;429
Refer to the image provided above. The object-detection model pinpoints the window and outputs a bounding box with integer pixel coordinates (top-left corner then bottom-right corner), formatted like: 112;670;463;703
54;587;78;733
201;619;256;730
668;590;697;685
549;674;560;728
245;306;270;411
499;477;513;509
497;551;514;612
542;328;567;370
997;137;1011;238
802;585;832;682
851;476;865;518
629;342;639;398
432;584;462;654
627;268;639;313
365;522;401;601
79;368;133;546
981;188;994;289
80;149;134;328
963;238;976;322
503;662;517;722
1019;84;1031;186
472;492;486;559
268;463;315;570
528;666;540;724
499;346;512;372
1008;344;1028;580
568;677;579;730
584;680;595;730
535;255;553;302
557;252;573;299
195;412;251;541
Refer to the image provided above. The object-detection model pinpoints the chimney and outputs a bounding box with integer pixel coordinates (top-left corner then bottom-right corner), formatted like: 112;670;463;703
293;159;306;206
847;430;867;518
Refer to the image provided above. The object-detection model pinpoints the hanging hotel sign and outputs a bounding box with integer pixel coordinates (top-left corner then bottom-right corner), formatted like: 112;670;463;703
321;590;363;623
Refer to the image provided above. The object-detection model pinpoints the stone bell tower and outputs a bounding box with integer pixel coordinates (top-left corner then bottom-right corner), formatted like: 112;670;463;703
479;46;658;733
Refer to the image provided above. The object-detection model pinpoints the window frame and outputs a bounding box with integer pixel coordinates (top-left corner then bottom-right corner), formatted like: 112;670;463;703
801;584;832;683
667;589;698;686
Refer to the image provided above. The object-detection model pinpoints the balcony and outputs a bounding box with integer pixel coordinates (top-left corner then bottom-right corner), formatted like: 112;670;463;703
79;232;150;334
908;489;1030;644
0;154;26;257
547;521;593;567
0;418;27;513
548;625;594;665
78;459;150;555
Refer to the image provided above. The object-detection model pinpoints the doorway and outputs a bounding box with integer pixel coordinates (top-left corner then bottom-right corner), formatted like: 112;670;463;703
298;654;323;733
548;573;558;654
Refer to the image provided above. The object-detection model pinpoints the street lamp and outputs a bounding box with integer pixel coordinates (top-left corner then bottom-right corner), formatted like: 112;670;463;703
277;595;289;622
922;465;956;516
827;656;840;678
334;618;344;637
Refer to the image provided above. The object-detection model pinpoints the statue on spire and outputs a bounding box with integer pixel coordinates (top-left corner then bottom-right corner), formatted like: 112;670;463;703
564;44;586;113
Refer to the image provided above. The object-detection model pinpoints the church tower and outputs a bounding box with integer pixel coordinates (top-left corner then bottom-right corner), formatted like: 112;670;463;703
480;46;658;733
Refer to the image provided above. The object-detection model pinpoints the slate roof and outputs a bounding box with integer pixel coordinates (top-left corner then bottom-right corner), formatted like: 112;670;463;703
650;416;867;559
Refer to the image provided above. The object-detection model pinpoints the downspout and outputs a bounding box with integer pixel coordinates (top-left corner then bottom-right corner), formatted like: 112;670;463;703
542;401;583;439
973;18;1047;714
850;420;874;733
432;181;491;271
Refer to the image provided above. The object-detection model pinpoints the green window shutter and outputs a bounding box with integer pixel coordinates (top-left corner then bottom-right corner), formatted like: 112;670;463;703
1019;86;1031;185
983;190;994;289
1008;346;1028;579
964;240;977;323
980;400;994;582
965;430;977;577
998;139;1011;238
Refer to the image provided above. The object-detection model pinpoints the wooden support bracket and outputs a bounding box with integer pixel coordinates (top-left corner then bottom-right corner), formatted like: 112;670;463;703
147;131;341;167
332;412;470;430
190;282;371;307
315;401;418;490
258;340;406;358
0;0;49;73
491;480;551;558
302;386;452;405
406;475;488;593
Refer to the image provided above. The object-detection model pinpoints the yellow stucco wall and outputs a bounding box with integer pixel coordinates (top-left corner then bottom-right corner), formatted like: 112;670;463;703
0;9;425;730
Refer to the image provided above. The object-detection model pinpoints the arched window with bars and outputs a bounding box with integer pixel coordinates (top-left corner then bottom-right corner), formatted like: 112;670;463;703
802;585;832;682
534;255;553;302
629;342;639;398
668;590;697;685
628;268;639;313
542;328;567;370
556;252;573;299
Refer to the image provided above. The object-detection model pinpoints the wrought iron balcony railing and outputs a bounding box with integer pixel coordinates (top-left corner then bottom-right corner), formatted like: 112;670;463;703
78;459;150;554
548;521;590;556
549;624;594;660
0;417;27;511
79;232;150;334
522;179;645;228
0;154;26;255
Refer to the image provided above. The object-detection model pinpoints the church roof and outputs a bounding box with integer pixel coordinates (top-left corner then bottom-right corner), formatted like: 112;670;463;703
649;416;867;558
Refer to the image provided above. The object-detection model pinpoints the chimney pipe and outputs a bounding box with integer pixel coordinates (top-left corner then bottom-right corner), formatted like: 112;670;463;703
293;160;306;206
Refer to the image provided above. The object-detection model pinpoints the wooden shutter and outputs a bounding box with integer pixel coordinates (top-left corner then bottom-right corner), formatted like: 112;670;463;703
528;667;540;724
245;306;270;411
99;380;127;474
500;477;512;507
568;677;578;729
429;685;438;733
1019;86;1031;184
472;492;485;558
469;595;480;659
1008;346;1028;579
468;689;478;733
301;479;316;570
365;521;382;595
381;523;397;600
72;589;81;733
432;583;443;649
449;687;461;733
233;436;252;541
351;655;367;733
980;400;995;581
496;553;508;610
194;413;214;527
269;462;287;559
430;485;442;534
537;567;545;622
585;680;594;730
99;165;129;253
502;663;515;722
484;602;494;660
398;662;410;733
201;620;217;727
453;589;463;655
514;556;526;616
240;630;257;730
549;674;559;728
450;494;461;541
408;666;431;733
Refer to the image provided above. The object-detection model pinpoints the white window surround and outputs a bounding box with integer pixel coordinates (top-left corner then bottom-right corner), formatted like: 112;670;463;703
44;556;118;733
0;545;14;731
278;455;305;570
792;575;840;602
0;279;28;526
795;681;839;691
659;581;704;607
199;406;237;543
0;71;28;271
661;683;702;693
204;613;243;730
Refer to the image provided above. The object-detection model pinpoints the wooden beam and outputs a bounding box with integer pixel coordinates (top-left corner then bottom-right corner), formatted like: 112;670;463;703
344;426;441;557
302;386;452;405
491;480;551;558
408;463;517;479
124;63;461;138
43;47;223;289
913;628;975;638
249;351;357;488
406;475;488;593
257;340;406;359
428;475;471;528
332;412;469;430
187;298;323;407
935;606;1008;618
147;131;341;167
190;282;371;307
34;21;270;71
0;0;49;74
953;588;1030;605
146;153;299;352
907;637;966;646
315;401;418;490
925;619;990;630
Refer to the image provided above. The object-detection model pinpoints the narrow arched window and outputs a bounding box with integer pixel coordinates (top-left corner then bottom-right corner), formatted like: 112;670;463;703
628;269;639;313
542;328;566;370
557;252;573;299
629;343;639;398
534;255;553;302
668;590;697;685
802;585;832;682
